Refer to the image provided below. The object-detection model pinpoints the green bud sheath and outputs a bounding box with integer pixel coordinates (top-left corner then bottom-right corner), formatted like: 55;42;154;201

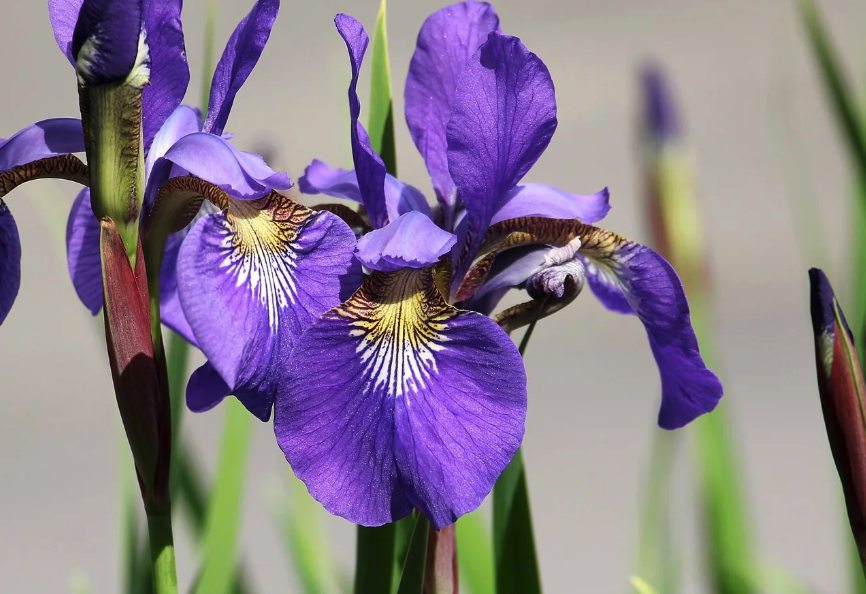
79;79;146;263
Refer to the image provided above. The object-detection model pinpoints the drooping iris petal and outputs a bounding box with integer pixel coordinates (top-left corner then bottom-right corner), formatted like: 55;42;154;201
178;193;360;420
0;119;85;172
49;0;83;65
447;32;557;268
275;268;526;529
204;0;280;136
186;361;232;413
0;202;21;326
356;211;456;272
71;0;144;86
404;1;499;213
161;132;291;199
141;0;189;150
578;227;722;428
66;188;102;314
335;14;389;229
491;184;611;226
299;159;431;221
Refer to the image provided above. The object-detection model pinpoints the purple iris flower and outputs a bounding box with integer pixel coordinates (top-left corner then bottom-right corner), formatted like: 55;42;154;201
278;2;723;530
0;0;294;331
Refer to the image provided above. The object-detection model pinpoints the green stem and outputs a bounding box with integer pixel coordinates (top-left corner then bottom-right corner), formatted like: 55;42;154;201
146;512;178;594
355;524;396;594
395;514;430;594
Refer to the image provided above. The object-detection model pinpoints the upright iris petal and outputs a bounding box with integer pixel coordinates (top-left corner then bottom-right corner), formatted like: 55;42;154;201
335;14;389;229
178;192;361;420
204;0;280;136
275;267;527;529
404;1;499;216
446;31;557;269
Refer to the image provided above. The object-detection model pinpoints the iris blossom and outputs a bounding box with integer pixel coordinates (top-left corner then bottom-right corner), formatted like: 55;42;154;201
275;3;723;530
0;0;294;337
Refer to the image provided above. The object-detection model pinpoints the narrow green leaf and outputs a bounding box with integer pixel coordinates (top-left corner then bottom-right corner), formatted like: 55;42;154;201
200;0;220;113
395;514;430;594
194;400;254;594
455;511;494;594
167;331;189;499
851;531;866;594
265;473;340;594
629;576;660;594
355;524;396;594
492;448;541;594
798;0;866;183
367;0;397;175
391;516;417;593
634;430;681;594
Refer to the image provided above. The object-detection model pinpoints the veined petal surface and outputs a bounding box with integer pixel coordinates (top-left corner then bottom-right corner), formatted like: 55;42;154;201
141;0;189;150
0;119;84;172
178;193;360;420
49;0;83;65
0;202;21;325
204;0;279;136
355;211;455;272
161;132;291;199
404;1;499;212
335;14;389;229
275;267;526;529
491;184;610;226
145;105;201;183
578;226;722;428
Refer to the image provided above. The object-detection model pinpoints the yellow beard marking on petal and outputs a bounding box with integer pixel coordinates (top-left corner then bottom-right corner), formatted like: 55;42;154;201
337;268;457;400
220;194;316;331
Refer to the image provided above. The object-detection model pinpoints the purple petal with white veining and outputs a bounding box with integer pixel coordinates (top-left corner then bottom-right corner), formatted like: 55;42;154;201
579;254;634;314
204;0;279;136
0;202;21;326
186;361;232;413
49;0;83;65
178;195;359;420
300;160;431;220
0;119;84;172
275;269;526;529
71;0;143;85
405;1;499;214
141;0;190;150
66;188;102;314
335;14;389;228
579;232;722;429
447;32;557;268
356;211;456;272
491;184;610;226
161;132;291;199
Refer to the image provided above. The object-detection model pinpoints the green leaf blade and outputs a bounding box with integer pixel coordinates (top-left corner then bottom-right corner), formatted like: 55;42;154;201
368;0;397;175
395;514;430;594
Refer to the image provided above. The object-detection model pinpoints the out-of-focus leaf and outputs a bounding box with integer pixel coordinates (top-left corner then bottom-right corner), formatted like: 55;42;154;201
630;576;660;594
265;473;340;594
194;400;254;594
634;430;681;594
367;0;396;175
395;514;430;594
456;510;494;594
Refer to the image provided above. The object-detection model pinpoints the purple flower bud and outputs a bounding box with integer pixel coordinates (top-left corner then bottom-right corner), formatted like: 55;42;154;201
641;64;681;146
72;0;146;86
809;268;866;566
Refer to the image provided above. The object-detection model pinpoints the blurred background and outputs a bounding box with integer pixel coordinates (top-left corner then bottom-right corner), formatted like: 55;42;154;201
0;0;862;591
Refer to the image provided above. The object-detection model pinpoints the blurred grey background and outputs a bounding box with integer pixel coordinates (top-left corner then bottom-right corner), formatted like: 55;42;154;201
0;0;862;591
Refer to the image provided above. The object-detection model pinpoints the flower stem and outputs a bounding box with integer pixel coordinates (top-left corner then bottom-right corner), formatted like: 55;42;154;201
146;511;178;594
